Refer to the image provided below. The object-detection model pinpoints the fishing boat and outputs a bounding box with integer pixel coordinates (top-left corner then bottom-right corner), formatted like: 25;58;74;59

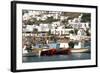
23;48;89;57
41;48;89;56
23;42;90;56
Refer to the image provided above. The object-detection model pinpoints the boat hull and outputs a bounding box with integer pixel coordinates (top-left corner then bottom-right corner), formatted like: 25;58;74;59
23;48;89;56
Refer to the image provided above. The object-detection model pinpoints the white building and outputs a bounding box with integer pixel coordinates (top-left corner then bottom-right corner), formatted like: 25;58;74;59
51;28;74;35
60;43;69;48
41;15;48;21
68;14;90;29
53;13;59;19
23;25;33;32
23;13;31;20
69;22;90;29
22;24;39;33
51;22;61;29
38;24;49;32
77;29;86;36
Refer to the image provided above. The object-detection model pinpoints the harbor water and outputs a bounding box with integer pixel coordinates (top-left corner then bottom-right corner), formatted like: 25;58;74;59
23;53;90;62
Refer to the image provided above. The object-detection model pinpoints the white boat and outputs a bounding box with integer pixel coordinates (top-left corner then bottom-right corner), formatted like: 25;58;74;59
71;48;89;53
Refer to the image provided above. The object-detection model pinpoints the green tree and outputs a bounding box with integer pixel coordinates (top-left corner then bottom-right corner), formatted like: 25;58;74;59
81;13;91;22
69;30;74;34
